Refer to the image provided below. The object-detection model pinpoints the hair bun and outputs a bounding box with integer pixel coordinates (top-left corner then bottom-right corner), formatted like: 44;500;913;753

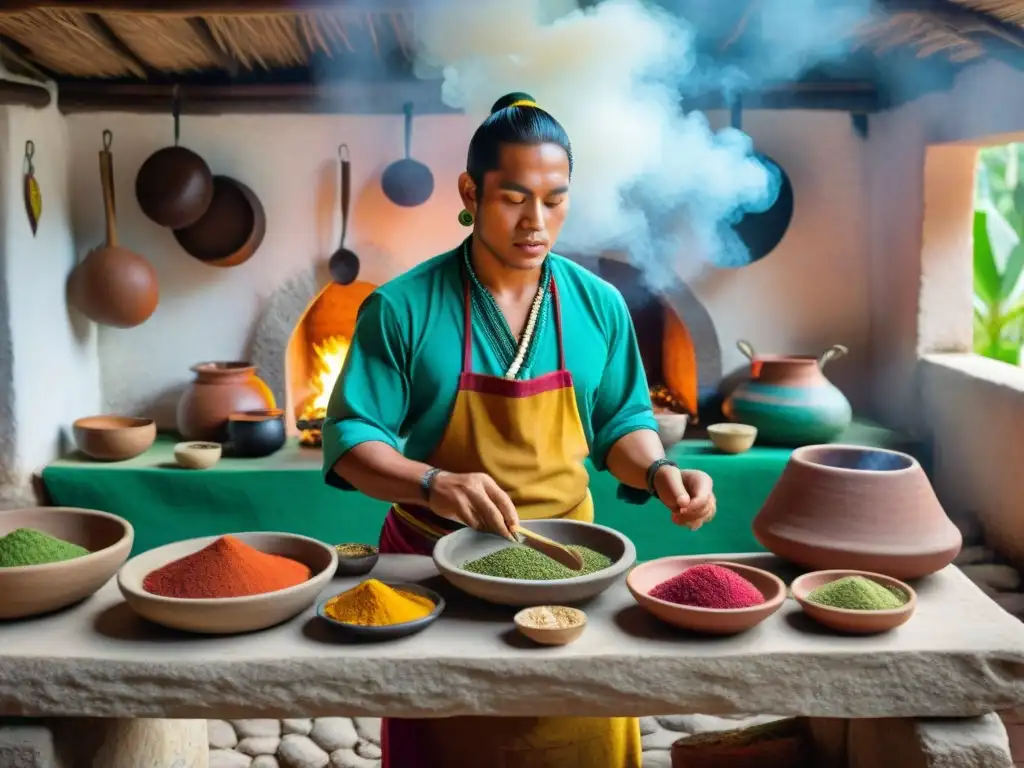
490;91;537;114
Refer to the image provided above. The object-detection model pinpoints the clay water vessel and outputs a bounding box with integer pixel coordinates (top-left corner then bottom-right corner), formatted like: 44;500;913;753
723;340;851;446
753;445;962;580
176;362;275;442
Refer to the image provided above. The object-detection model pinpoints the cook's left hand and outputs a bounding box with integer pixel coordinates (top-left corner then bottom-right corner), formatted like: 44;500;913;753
653;467;716;530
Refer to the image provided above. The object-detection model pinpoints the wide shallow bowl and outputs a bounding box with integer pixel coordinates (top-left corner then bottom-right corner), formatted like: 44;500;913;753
174;441;222;469
514;605;587;646
0;507;134;619
315;581;444;641
433;519;636;607
117;531;337;634
707;423;757;454
791;569;917;634
73;415;156;461
333;543;379;577
627;556;786;635
753;444;962;580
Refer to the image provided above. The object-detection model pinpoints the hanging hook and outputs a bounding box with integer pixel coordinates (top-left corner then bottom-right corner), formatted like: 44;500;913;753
102;129;112;150
338;143;349;161
172;83;182;146
23;140;34;171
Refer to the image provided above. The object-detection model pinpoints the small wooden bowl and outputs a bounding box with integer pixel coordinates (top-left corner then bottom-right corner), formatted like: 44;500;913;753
315;582;444;641
73;415;156;461
334;543;379;577
174;441;222;469
707;423;758;454
514;605;587;646
791;569;916;634
627;557;786;635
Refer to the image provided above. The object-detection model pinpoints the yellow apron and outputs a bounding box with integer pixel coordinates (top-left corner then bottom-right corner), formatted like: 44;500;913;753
377;273;641;768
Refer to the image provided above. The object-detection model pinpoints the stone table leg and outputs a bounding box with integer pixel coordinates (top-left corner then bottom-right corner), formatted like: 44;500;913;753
49;718;208;768
844;714;1012;768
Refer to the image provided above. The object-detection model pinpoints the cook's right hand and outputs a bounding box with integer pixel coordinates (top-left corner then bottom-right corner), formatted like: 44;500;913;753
428;471;519;540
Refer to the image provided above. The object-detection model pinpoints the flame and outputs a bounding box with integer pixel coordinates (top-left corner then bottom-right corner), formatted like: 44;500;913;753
301;334;351;420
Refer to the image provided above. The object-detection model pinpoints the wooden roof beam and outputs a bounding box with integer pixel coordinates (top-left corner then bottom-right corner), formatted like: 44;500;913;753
0;1;437;13
0;79;51;108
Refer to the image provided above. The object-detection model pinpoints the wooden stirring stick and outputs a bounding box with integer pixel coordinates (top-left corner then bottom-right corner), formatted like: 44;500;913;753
514;526;584;571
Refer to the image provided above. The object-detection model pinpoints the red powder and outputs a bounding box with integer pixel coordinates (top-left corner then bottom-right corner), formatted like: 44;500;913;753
142;535;311;599
649;563;765;609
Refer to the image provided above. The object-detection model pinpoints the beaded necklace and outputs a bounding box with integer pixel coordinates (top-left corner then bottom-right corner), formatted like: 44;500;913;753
462;240;551;380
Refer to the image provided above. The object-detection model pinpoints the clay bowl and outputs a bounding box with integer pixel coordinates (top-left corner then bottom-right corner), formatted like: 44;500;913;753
752;444;963;580
227;409;286;458
791;569;916;634
707;423;757;454
514;605;587;646
654;412;689;448
117;532;337;634
0;507;134;619
626;556;786;635
315;582;444;641
333;543;379;577
72;415;156;461
173;441;222;469
432;519;636;607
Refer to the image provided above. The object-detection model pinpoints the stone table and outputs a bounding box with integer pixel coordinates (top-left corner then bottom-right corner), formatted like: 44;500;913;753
0;554;1022;766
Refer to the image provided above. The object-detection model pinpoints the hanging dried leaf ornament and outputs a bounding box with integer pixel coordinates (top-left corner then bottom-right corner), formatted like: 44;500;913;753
23;140;41;236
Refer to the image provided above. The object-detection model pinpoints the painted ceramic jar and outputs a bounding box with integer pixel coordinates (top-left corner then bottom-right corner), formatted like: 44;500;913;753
722;340;852;446
176;362;276;442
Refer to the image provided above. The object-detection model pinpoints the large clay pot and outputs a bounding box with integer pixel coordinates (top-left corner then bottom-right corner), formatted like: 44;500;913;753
176;362;275;442
753;444;962;580
722;340;852;446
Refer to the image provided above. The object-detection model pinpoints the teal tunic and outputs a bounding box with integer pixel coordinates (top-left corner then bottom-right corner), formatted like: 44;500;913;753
322;243;657;488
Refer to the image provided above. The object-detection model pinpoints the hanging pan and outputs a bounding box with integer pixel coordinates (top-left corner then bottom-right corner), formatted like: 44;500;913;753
135;85;213;229
729;98;794;264
328;144;360;285
381;101;434;207
172;176;266;268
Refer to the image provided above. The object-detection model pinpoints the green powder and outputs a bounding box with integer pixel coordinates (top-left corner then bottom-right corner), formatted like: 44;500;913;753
806;576;909;610
462;544;612;580
0;528;89;568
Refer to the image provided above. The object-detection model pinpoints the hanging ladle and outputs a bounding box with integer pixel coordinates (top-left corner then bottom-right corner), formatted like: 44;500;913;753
328;144;360;285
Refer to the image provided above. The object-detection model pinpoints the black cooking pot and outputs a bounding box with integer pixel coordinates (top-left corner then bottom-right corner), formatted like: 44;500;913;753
729;100;794;265
227;409;286;458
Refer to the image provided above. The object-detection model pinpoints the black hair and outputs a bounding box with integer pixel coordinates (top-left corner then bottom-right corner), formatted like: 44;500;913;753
465;91;573;188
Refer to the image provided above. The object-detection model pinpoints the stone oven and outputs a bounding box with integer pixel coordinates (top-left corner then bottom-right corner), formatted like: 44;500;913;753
251;255;721;448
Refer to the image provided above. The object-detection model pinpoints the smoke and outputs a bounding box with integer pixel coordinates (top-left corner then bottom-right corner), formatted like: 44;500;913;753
410;0;874;289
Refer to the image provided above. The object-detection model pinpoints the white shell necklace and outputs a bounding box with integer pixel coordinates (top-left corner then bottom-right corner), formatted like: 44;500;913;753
504;279;547;380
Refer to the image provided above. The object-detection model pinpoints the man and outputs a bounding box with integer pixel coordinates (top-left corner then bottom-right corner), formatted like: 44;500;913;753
323;92;716;768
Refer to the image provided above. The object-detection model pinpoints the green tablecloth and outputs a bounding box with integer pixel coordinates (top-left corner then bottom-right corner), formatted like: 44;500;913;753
40;420;915;559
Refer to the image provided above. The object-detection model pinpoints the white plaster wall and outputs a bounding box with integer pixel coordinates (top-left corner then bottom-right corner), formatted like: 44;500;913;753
0;97;101;487
864;59;1024;565
64;109;872;426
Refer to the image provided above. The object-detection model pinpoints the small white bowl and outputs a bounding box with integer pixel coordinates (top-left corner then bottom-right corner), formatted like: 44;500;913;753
707;423;757;454
654;412;689;447
174;441;222;469
514;605;587;646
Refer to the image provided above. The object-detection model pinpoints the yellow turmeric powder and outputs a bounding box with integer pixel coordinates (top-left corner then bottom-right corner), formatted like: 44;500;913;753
324;579;435;626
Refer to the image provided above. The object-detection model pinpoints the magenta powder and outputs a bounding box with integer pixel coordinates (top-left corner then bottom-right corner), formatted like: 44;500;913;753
649;563;766;609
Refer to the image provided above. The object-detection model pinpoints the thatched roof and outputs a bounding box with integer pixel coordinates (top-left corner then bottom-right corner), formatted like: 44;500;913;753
1;1;1023;113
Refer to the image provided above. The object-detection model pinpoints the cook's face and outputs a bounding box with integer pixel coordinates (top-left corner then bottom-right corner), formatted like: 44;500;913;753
462;142;571;270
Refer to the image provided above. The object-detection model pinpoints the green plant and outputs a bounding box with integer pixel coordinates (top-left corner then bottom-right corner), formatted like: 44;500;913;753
974;209;1024;365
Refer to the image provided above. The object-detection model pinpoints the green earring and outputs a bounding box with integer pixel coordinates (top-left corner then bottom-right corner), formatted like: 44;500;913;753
458;209;474;226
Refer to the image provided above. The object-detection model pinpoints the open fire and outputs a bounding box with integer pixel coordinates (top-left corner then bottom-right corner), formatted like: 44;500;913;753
297;334;350;447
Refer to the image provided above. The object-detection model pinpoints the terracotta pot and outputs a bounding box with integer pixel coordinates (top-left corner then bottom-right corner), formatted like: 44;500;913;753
176;362;275;442
752;444;962;580
722;339;851;446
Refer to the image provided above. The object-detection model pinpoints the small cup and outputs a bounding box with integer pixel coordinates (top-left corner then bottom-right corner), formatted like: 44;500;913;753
707;423;757;454
791;569;917;634
334;543;379;577
654;412;689;448
514;605;587;646
228;409;286;458
174;441;222;469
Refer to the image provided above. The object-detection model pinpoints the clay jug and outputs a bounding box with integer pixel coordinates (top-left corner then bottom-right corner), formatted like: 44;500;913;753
176;362;276;442
722;340;851;446
752;444;962;580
